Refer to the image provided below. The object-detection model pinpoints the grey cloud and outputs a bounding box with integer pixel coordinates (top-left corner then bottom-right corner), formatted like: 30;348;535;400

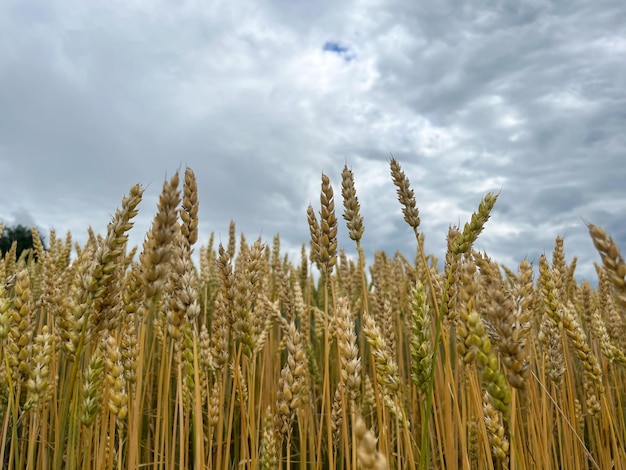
0;0;624;283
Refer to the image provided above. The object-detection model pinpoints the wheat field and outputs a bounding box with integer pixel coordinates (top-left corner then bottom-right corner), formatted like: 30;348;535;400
0;161;625;469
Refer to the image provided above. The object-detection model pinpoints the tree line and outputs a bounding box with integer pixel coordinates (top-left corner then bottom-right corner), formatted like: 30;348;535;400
0;224;46;260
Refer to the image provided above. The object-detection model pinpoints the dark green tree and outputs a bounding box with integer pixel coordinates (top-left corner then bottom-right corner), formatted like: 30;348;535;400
0;224;46;260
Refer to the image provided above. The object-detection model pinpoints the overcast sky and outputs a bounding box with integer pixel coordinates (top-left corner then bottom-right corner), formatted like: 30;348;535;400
1;0;625;282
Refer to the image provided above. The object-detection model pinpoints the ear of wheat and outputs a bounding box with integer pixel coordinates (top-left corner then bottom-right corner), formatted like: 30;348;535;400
1;163;622;470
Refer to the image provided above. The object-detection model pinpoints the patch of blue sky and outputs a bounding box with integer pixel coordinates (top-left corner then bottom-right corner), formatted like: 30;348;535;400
322;41;355;61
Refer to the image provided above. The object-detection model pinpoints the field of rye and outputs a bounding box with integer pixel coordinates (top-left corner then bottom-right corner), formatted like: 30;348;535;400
0;160;625;470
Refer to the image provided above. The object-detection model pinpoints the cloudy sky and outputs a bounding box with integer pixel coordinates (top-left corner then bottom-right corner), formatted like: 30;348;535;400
1;0;624;282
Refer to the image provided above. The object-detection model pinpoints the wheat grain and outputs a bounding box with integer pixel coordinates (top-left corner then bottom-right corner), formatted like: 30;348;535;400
355;415;389;470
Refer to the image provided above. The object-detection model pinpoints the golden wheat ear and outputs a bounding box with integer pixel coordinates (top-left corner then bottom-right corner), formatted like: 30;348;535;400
341;164;364;243
588;223;626;309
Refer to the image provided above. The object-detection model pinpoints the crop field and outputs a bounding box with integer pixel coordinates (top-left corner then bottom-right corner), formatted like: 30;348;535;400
0;160;625;469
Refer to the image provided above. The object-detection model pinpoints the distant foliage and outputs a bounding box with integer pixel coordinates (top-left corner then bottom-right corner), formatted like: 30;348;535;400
0;224;46;260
